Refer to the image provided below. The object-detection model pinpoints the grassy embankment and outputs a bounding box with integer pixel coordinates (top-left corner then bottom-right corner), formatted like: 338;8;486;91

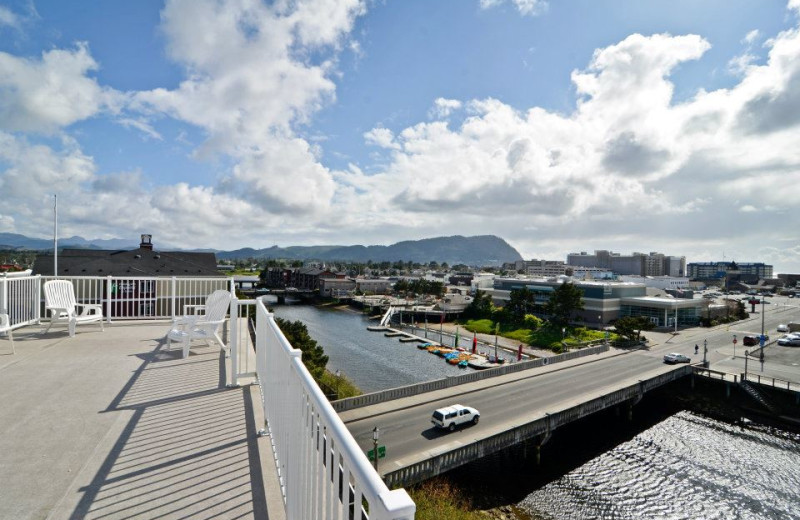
319;370;362;400
406;478;486;520
461;318;611;352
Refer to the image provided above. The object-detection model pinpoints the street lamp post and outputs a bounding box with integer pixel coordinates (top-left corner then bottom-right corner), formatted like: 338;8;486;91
744;350;749;380
372;427;379;472
703;339;708;368
760;298;766;363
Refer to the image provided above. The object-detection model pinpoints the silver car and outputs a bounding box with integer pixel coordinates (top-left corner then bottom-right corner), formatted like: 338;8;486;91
663;353;691;364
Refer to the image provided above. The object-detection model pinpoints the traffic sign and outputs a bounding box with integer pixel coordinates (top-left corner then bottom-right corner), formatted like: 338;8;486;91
733;338;737;344
367;446;386;460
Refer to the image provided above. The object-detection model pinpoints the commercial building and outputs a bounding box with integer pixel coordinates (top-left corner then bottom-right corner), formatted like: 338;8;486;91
355;278;392;295
619;275;691;291
687;262;773;280
567;250;686;277
489;277;704;327
514;259;568;277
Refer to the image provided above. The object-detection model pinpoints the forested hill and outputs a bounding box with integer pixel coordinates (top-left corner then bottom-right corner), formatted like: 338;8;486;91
216;235;522;266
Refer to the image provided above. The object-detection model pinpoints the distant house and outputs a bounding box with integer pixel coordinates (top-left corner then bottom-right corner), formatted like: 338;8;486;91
32;235;223;318
32;235;220;278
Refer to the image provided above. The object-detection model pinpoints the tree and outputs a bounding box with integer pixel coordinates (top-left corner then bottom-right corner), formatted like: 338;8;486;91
462;289;494;320
275;318;329;380
505;287;537;324
545;282;584;327
613;316;655;342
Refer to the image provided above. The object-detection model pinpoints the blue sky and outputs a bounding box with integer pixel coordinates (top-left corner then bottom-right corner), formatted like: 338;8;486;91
1;0;800;273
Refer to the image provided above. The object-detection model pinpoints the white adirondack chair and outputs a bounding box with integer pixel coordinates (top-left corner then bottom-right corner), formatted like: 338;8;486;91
166;289;232;358
0;313;14;354
43;280;105;337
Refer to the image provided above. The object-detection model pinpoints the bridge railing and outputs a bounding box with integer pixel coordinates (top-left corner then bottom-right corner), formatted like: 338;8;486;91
254;299;415;520
741;372;799;392
333;344;609;413
383;365;692;488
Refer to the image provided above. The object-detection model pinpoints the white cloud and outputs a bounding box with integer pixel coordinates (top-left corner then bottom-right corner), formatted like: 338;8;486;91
742;29;761;45
728;53;757;75
117;118;163;141
134;0;365;153
334;25;800;270
0;43;122;133
364;127;400;150
479;0;547;16
0;6;20;29
429;97;462;119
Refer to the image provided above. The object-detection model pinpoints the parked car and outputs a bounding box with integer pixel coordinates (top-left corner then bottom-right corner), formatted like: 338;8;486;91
777;336;800;346
431;404;480;431
777;324;789;332
743;335;759;346
663;353;691;364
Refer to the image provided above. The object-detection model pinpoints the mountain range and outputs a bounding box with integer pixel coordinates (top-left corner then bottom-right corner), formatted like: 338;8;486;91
0;233;522;266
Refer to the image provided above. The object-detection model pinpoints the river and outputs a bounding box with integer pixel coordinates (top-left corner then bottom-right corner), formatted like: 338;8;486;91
271;303;800;519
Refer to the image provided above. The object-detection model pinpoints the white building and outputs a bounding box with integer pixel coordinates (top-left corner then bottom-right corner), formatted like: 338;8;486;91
470;272;496;293
619;275;690;291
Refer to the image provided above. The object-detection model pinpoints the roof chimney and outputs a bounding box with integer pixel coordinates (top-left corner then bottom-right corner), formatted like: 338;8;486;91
140;234;153;251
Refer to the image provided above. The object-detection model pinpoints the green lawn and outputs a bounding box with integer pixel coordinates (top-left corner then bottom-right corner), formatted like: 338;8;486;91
462;319;612;353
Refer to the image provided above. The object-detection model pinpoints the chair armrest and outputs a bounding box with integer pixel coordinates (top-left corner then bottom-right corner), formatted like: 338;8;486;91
46;305;71;316
172;315;201;327
75;304;102;317
183;304;207;316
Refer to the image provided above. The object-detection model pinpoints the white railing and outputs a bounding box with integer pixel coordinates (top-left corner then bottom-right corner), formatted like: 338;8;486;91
254;299;415;520
229;298;258;386
40;275;233;321
0;273;41;329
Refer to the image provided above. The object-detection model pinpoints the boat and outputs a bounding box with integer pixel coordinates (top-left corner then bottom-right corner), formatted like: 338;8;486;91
458;360;468;368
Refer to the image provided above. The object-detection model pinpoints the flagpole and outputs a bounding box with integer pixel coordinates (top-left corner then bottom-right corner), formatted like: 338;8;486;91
494;322;499;361
53;194;58;277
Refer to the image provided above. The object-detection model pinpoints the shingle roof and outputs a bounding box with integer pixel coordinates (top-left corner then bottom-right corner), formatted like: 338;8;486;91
32;248;222;277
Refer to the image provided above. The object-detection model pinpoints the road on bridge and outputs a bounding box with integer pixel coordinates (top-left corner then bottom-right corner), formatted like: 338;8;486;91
342;296;800;478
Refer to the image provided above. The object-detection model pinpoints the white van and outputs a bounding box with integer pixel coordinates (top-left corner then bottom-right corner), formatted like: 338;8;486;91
431;404;480;431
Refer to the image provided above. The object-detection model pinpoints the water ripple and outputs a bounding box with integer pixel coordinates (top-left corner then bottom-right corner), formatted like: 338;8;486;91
519;411;800;520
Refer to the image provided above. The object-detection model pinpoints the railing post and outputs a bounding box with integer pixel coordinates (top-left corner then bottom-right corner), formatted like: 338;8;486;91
228;297;239;388
1;273;7;314
106;275;113;323
171;276;177;319
35;275;42;323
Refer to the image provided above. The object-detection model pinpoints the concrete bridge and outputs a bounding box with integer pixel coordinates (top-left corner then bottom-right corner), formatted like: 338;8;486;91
338;347;693;487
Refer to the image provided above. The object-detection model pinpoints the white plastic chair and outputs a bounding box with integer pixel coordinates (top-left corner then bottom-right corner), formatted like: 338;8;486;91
0;313;14;354
166;290;232;358
43;280;104;337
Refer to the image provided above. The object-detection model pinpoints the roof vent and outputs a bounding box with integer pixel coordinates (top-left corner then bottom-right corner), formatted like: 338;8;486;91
154;254;160;259
135;254;141;259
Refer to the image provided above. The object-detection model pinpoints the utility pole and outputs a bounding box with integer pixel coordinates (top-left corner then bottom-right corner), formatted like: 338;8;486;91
53;194;58;277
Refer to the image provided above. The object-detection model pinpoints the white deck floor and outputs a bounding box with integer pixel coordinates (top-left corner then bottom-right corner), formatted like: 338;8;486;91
0;321;282;520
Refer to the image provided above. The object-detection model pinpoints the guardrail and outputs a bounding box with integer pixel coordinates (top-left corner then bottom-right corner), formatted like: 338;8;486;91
229;298;257;386
1;275;233;325
383;365;692;487
333;344;609;413
0;273;41;329
39;275;232;321
742;373;799;392
254;299;415;519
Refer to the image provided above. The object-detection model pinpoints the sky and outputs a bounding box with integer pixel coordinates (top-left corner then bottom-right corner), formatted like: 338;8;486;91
1;0;800;273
